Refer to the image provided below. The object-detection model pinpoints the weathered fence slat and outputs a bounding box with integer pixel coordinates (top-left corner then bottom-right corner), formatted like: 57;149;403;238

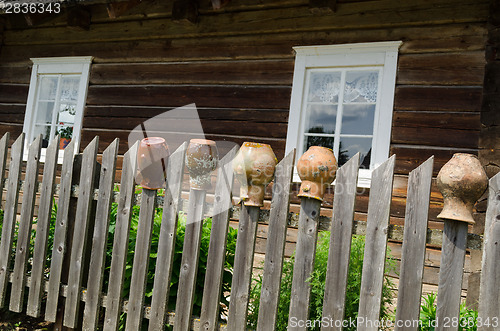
0;132;10;204
256;149;296;331
321;153;360;331
10;135;42;312
64;137;100;328
435;220;468;331
82;139;119;331
148;142;188;331
395;157;433;331
0;133;24;308
103;142;138;331
198;146;238;331
173;188;207;331
288;198;322;330
357;155;395;331
45;139;77;322
27;136;60;317
478;172;500;330
125;188;158;331
227;204;261;330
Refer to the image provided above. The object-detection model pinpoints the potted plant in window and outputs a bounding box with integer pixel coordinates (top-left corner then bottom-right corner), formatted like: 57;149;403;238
58;125;73;149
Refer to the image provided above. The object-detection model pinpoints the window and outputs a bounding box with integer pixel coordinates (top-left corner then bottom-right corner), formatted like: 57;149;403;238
22;56;93;160
285;42;401;187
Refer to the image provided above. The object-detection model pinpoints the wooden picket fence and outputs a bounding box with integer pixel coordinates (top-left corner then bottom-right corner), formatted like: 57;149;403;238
0;131;499;331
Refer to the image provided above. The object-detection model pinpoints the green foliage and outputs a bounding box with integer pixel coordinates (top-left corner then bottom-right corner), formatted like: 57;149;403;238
419;293;478;330
247;233;396;331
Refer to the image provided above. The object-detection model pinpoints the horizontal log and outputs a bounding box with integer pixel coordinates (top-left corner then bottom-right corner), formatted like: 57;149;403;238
391;126;479;149
394;86;483;112
85;85;292;108
0;64;32;84
392;111;480;131
0;84;28;104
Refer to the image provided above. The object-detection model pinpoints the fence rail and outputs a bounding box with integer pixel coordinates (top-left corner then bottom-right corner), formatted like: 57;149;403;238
0;132;498;331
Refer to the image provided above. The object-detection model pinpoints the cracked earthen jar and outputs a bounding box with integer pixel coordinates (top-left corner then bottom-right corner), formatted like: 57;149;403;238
136;137;170;189
296;146;337;201
185;139;218;190
233;142;277;207
436;153;488;224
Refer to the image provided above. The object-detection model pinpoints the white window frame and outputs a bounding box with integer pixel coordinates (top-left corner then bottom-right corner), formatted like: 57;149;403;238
22;56;93;162
285;41;402;187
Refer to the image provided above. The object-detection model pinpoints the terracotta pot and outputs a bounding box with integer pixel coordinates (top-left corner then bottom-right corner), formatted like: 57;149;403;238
233;142;277;207
185;139;218;190
59;138;71;150
297;146;337;201
436;153;488;224
136;137;170;190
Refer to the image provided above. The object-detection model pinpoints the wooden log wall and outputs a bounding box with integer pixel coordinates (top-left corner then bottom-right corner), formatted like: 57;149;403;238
0;0;490;294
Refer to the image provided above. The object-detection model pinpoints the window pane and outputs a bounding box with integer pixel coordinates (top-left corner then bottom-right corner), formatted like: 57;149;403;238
341;104;375;135
305;104;337;134
35;101;55;125
33;125;51;148
339;137;372;167
305;135;334;151
344;71;378;103
308;71;341;103
60;76;80;102
39;76;58;101
58;104;76;125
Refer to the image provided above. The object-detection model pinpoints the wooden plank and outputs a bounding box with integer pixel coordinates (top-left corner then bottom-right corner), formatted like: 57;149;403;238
148;142;188;331
0;132;10;205
394;157;434;331
357;155;395;331
255;149;295;330
392;111;480;131
478;173;500;330
0;84;29;104
103;142;138;331
391;126;479;149
227;204;261;330
321;154;360;331
0;133;24;308
125;188;157;331
0;63;32;84
198;146;238;331
63;137;100;328
173;188;207;331
288;198;322;330
44;140;77;322
435;220;468;331
82;139;119;331
26;136;59;317
9;135;42;312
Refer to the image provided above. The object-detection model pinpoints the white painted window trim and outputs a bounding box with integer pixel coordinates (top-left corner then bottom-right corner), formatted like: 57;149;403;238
285;41;402;187
22;56;93;163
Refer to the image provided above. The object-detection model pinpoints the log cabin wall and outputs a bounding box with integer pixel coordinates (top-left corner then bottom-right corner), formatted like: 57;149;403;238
0;0;491;298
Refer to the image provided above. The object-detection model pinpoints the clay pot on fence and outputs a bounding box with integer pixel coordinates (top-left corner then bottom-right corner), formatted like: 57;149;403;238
297;146;337;201
185;139;218;190
233;142;277;207
436;153;488;225
136;137;170;190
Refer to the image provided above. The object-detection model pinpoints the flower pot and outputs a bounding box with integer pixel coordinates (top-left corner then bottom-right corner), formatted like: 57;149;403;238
436;153;488;224
185;139;218;190
297;146;337;201
136;137;170;190
233;142;277;207
59;138;71;150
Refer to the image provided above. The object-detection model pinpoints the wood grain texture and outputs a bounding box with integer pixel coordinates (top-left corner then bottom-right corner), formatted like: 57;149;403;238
103;142;138;331
9;135;42;313
0;132;10;212
256;149;295;331
392;111;480;131
478;173;500;330
394;157;433;331
63;137;99;328
198;146;238;331
0;133;24;308
357;155;395;331
82;139;119;331
44;140;76;322
148;142;188;331
288;198;322;331
392;126;479;149
0;84;28;103
321;153;360;331
435;220;468;331
125;188;157;331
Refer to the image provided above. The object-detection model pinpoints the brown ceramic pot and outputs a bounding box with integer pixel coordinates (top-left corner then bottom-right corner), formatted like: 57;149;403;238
436;153;488;224
297;146;337;201
185;139;218;190
233;142;278;207
136;137;170;190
